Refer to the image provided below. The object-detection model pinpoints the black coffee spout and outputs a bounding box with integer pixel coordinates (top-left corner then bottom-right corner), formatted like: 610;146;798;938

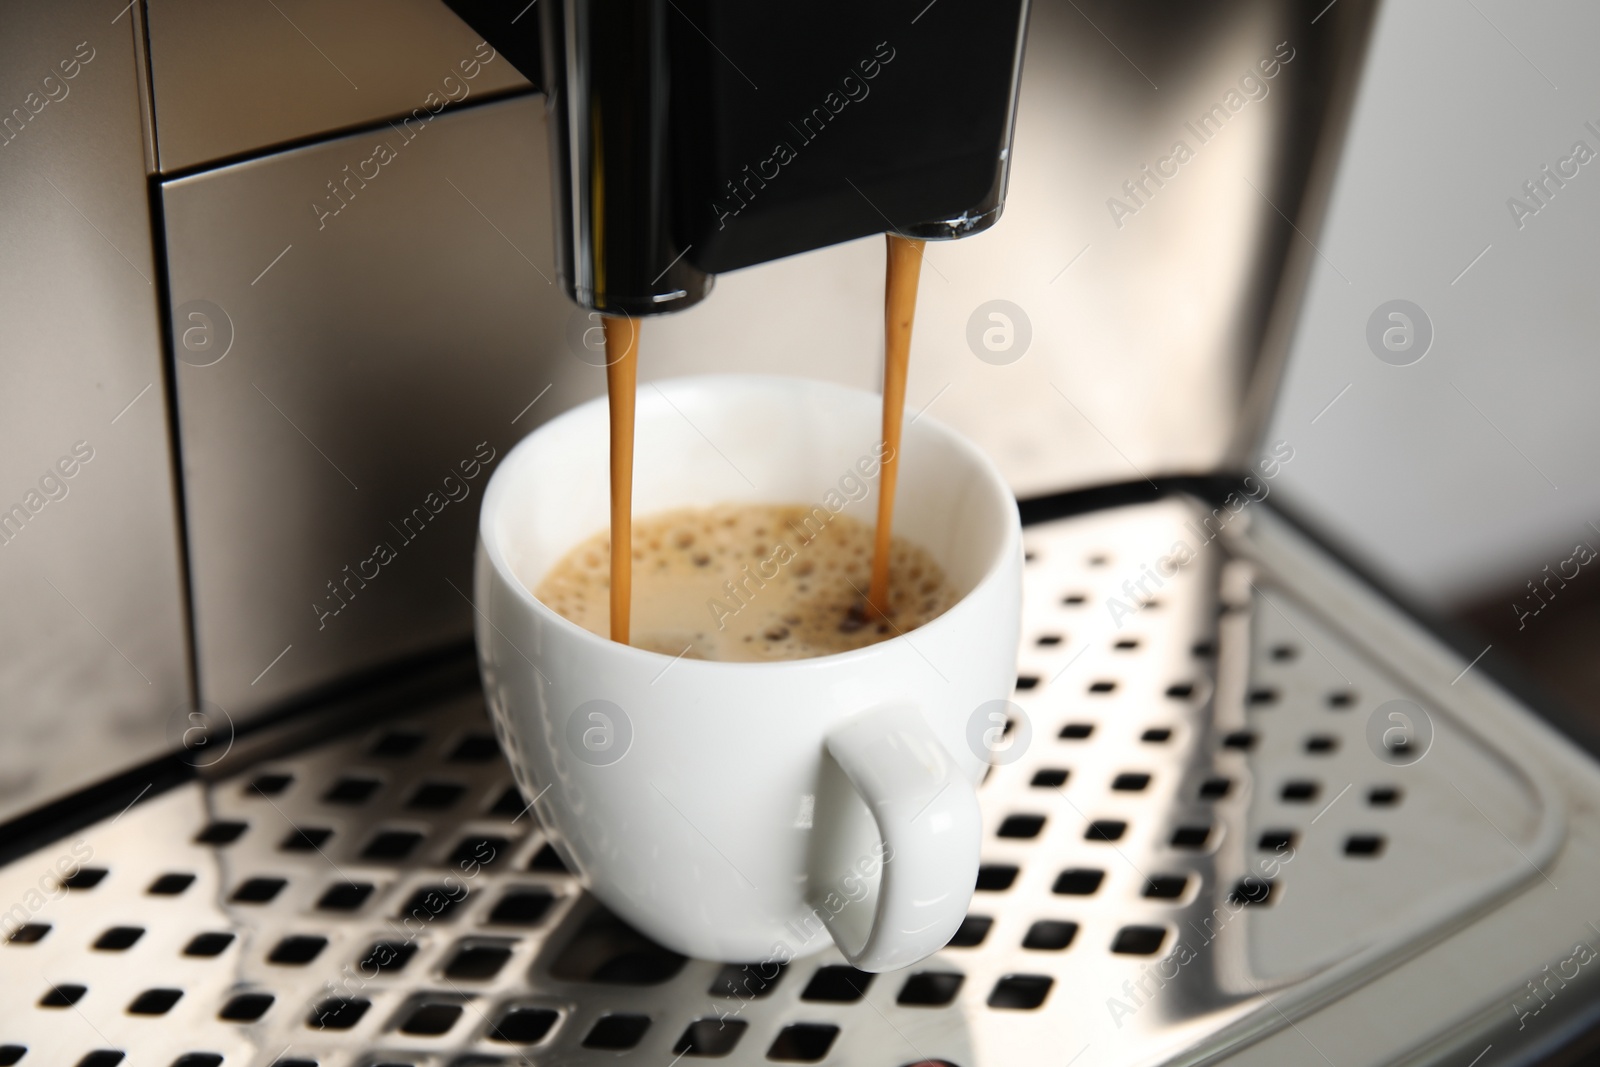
445;0;1030;316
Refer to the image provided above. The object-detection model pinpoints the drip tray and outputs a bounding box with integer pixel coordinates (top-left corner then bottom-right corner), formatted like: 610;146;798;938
0;496;1584;1067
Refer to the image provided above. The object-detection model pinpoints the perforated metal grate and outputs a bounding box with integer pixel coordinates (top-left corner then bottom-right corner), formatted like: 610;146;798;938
0;498;1555;1067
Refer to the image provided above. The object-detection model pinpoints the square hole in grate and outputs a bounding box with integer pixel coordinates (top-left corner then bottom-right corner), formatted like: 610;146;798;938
1112;772;1151;792
218;992;274;1021
1192;640;1216;657
0;1049;22;1067
1271;644;1297;661
356;939;417;975
489;887;556;926
1023;920;1078;950
997;814;1046;839
449;835;509;869
40;983;86;1007
801;965;873;1002
710;962;786;998
63;867;108;890
1170;824;1212;849
529;842;569;873
1199;777;1232;800
317;881;374;911
767;1023;840;1062
1036;634;1064;646
947;915;992;948
1052;868;1104;895
1085;820;1126;842
230;877;287;904
674;1016;746;1056
1248;687;1278;705
1230;877;1276;906
1015;675;1040;691
308;996;369;1030
7;922;49;944
370;730;425;756
491;1006;560;1044
93;926;144;951
1222;730;1257;751
268;935;328;965
1369;786;1402;807
195;821;247;845
1142;727;1173;743
323;777;381;804
75;1054;124;1067
987;974;1053;1009
1327;690;1356;709
1143;874;1188;900
488;785;526;817
1305;735;1338;754
976;864;1018;891
363;829;424;860
183;932;234;957
399;1001;462;1035
1164;683;1194;699
280;827;332;852
1258;829;1295;851
128;987;183;1015
1111;925;1167;955
169;1057;222;1067
1088;680;1117;694
399;884;469;923
1030;768;1069;788
1059;723;1094;740
147;872;195;896
443;940;515;979
584;1013;651;1050
1345;834;1386;857
449;734;501;762
898;971;964;1006
1281;780;1320;802
548;905;687;985
250;773;293;797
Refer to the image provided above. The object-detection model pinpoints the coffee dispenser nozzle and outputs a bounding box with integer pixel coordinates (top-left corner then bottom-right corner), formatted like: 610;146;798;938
447;0;1031;317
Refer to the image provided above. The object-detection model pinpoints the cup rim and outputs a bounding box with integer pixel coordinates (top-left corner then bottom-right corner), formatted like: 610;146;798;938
478;373;1020;671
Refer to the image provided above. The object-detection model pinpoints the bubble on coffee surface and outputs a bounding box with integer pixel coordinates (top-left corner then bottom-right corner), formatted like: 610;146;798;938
533;504;959;662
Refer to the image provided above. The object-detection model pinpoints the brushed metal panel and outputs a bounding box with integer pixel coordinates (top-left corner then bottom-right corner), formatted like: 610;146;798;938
146;0;530;173
0;0;191;820
165;1;1373;717
164;95;571;718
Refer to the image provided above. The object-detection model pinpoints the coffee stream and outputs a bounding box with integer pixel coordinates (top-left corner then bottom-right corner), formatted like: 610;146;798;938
603;315;639;645
595;235;926;649
870;235;925;618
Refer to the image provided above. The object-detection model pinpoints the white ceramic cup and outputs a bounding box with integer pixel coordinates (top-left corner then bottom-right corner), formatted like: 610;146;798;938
475;374;1021;970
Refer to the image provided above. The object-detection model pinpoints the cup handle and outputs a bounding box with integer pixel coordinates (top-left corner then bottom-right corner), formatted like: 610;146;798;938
819;704;982;972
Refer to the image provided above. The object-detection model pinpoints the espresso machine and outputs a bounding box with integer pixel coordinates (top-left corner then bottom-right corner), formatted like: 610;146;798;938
5;1;1600;1065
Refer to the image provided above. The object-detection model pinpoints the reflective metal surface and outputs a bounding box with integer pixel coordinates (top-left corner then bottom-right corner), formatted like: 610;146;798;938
0;0;192;823
144;0;529;174
162;95;569;718
158;0;1376;722
3;497;1586;1067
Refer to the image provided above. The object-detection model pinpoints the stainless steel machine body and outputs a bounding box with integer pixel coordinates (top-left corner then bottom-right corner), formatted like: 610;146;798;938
5;1;1600;1065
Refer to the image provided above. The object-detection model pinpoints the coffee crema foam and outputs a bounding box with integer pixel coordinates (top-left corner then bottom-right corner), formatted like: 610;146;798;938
533;503;959;662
